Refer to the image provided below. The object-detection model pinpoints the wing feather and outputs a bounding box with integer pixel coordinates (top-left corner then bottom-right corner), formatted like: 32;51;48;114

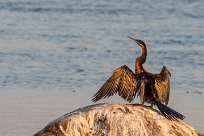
92;65;140;103
154;66;171;105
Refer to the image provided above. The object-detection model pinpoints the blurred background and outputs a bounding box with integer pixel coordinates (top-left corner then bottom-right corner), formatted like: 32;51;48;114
0;0;203;134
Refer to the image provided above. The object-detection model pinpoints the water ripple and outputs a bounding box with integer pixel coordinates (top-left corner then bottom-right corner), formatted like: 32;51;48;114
0;0;203;93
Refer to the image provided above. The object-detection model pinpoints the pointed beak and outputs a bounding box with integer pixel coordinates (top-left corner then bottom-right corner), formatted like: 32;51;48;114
127;36;136;41
127;36;140;44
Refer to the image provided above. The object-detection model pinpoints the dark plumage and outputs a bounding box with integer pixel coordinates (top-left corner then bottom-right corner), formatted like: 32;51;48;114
92;36;185;120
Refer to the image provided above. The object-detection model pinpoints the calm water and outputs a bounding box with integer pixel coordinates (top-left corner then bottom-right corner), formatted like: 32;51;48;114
0;0;203;130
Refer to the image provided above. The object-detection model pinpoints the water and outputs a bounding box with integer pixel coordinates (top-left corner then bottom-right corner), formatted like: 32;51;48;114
0;0;204;131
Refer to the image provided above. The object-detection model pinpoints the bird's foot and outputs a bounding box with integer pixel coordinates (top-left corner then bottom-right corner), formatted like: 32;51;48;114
132;103;144;107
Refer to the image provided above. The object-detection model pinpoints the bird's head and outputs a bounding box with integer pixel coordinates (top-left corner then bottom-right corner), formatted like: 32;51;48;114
127;36;146;49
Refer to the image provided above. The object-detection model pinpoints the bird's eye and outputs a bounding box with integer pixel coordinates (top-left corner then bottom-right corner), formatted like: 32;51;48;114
140;43;143;47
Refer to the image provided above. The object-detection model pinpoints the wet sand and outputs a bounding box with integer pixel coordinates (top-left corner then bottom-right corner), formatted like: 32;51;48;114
0;89;203;136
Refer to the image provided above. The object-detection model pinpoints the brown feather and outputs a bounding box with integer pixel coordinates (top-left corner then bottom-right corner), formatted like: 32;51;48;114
92;65;140;103
154;66;171;105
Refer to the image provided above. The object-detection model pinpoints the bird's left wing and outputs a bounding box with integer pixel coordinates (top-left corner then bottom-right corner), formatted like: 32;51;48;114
92;65;140;103
154;66;171;105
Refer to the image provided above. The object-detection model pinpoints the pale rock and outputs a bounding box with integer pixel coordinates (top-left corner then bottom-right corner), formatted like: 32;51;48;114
34;103;203;136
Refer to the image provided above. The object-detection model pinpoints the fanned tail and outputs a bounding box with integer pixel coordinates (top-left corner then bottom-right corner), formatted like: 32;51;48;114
155;101;185;120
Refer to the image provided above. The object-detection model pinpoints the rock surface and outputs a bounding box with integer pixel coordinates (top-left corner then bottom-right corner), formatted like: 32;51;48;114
34;103;203;136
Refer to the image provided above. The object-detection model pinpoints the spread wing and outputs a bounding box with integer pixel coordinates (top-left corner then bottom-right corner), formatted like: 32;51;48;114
154;66;171;105
92;65;140;103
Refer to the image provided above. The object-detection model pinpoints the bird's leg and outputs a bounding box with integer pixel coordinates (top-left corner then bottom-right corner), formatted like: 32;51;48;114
150;103;153;108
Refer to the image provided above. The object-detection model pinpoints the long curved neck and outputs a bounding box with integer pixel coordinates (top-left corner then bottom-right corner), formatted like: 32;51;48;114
135;45;147;73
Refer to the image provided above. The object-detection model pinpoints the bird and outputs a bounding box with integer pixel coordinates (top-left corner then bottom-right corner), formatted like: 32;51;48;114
92;36;185;120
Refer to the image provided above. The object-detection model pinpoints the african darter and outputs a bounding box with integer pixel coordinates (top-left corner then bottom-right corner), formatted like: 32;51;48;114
92;36;185;120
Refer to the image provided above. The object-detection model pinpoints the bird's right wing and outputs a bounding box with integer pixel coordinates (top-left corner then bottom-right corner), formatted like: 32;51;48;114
92;65;140;103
